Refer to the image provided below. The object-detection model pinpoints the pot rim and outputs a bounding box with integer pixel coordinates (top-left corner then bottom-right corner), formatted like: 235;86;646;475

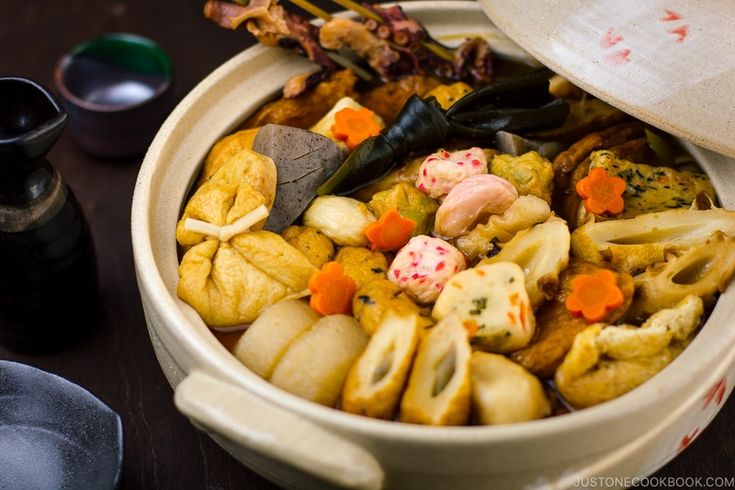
132;0;735;447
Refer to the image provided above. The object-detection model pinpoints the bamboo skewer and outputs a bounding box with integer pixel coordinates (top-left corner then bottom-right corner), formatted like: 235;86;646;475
328;0;454;61
330;0;381;21
289;0;333;21
325;52;380;83
423;41;454;62
422;43;453;62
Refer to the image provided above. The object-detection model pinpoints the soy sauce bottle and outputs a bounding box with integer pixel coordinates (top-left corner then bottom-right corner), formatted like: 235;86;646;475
0;77;99;354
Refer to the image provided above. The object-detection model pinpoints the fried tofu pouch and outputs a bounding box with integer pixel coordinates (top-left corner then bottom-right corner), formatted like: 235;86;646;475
176;182;267;248
177;232;317;328
198;128;261;185
555;295;703;408
510;260;634;378
177;148;277;247
209;148;277;206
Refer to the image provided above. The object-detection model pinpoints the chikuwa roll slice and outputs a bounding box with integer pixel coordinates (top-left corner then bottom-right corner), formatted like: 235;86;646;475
399;314;471;426
342;311;422;419
470;352;550;425
233;299;320;379
270;315;368;407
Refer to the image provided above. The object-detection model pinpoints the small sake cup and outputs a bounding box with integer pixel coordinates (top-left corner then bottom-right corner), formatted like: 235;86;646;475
54;33;173;159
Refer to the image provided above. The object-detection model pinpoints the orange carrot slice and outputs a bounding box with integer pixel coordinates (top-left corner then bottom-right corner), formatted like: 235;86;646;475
565;269;624;323
462;319;479;337
331;107;381;149
308;262;357;316
576;167;626;216
364;209;416;252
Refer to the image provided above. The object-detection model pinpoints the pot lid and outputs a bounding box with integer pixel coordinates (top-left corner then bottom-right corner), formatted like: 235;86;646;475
478;0;735;158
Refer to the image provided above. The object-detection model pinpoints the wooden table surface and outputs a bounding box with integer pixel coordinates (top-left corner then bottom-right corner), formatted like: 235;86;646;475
1;1;734;489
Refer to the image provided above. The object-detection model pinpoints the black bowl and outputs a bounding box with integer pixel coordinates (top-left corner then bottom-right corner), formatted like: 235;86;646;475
0;361;123;489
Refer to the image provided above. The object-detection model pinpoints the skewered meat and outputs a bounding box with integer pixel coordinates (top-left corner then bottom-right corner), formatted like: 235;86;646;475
363;3;492;83
205;0;336;96
320;18;399;81
205;0;495;97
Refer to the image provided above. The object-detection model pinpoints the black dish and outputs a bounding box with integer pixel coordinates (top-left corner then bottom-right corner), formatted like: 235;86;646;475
0;361;123;490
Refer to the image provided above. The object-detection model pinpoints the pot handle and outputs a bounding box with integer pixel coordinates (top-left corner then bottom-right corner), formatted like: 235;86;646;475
175;370;384;490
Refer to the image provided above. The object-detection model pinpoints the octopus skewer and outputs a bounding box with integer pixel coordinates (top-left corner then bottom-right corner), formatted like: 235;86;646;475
204;0;493;96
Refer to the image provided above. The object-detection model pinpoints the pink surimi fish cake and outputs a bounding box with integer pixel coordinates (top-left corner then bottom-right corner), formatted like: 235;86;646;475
435;174;518;238
388;235;466;304
415;147;487;200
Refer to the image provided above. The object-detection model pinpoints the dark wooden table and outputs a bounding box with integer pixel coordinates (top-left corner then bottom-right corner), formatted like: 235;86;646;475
1;1;734;489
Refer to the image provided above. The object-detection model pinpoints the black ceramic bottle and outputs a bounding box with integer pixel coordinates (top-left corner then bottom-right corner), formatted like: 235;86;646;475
0;77;99;353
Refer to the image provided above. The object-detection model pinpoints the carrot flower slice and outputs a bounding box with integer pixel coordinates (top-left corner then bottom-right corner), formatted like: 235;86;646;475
308;262;357;316
364;209;416;252
576;167;626;216
565;270;624;323
331;107;382;149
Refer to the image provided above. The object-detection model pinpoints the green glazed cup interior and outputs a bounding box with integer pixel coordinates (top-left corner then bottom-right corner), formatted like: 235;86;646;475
57;33;172;112
54;33;175;157
68;34;172;78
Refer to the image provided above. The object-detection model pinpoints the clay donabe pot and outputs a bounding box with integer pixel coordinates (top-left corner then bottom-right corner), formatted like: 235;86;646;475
131;3;735;489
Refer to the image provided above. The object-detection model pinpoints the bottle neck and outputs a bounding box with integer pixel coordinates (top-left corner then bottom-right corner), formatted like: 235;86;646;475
0;158;55;205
